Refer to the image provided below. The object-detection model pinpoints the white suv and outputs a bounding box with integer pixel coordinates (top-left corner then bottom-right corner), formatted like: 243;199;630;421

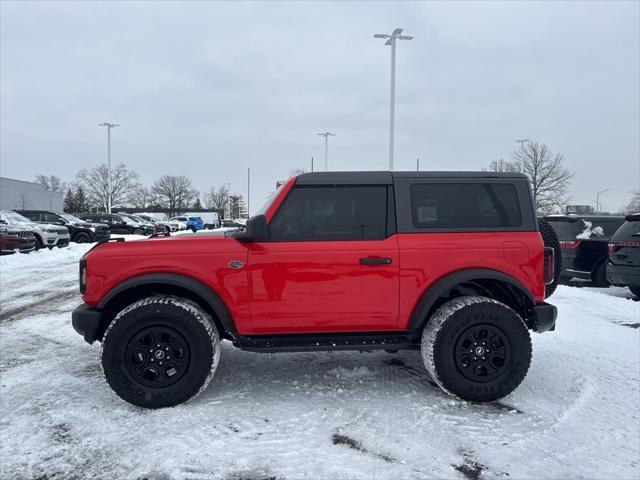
0;210;70;249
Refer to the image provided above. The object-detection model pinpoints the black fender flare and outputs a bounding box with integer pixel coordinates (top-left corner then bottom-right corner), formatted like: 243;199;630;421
407;268;535;331
97;273;237;335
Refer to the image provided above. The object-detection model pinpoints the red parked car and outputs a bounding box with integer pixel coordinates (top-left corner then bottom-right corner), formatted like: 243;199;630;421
72;171;558;408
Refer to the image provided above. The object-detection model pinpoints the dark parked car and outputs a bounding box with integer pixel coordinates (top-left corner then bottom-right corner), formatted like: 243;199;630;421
75;213;147;235
544;215;626;286
15;210;110;244
0;223;36;254
607;213;640;297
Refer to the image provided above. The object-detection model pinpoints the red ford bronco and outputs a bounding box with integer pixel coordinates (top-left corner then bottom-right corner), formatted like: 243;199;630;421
72;171;558;408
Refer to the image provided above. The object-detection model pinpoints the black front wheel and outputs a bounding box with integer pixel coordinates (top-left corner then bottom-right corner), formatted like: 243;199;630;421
101;296;220;408
132;228;143;235
422;296;532;402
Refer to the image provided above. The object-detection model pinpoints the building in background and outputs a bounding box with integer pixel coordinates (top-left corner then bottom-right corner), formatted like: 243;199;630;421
0;177;63;211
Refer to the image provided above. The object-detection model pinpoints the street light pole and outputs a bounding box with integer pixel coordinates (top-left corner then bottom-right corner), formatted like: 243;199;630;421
596;188;612;214
317;132;335;171
247;168;250;218
98;122;119;213
514;138;529;174
374;28;413;171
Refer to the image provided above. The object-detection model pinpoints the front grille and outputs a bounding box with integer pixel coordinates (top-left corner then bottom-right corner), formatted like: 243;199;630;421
18;231;34;238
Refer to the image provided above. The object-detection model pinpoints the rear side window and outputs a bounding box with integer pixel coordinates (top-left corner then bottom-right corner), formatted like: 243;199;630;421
270;186;387;241
545;220;580;240
612;220;640;241
410;183;522;229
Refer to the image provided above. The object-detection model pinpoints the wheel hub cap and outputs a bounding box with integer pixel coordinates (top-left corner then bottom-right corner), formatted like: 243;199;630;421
454;324;511;382
124;325;190;388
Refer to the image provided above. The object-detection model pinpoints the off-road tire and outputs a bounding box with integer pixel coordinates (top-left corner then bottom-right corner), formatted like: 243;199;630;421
629;285;640;298
422;296;532;402
74;232;91;244
102;296;220;409
538;218;562;298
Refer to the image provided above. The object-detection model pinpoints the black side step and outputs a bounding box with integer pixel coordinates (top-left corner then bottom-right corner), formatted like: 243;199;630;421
233;332;420;353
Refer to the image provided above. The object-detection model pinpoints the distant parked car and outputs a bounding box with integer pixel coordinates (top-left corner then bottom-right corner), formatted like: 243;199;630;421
0;226;20;254
0;210;69;249
135;214;176;233
15;210;110;244
117;214;156;235
170;216;203;232
185;211;219;229
0;223;36;254
544;215;626;286
75;213;146;235
221;219;245;231
607;213;640;298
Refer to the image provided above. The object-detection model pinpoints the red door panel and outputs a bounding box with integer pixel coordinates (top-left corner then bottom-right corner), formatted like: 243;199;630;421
247;236;400;334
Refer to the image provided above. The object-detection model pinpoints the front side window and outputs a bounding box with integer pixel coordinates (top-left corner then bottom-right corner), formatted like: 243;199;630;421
411;183;522;229
269;186;387;241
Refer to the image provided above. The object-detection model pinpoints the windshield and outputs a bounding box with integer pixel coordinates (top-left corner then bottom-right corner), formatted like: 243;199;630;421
0;210;31;224
59;213;83;223
255;191;279;217
118;215;138;225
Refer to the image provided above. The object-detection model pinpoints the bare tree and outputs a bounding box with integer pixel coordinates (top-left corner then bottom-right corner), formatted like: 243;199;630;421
77;163;140;210
484;158;520;173
34;174;65;192
131;186;156;210
152;175;198;216
625;190;640;214
204;185;230;213
513;142;573;215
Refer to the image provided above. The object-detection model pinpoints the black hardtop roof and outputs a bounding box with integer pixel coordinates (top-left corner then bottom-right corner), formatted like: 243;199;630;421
295;171;528;185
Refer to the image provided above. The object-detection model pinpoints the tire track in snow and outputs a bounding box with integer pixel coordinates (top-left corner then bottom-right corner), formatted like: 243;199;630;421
0;289;78;323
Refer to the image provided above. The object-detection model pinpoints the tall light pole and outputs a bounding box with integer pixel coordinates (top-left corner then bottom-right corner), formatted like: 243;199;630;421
98;122;119;213
514;138;529;174
317;132;335;171
247;168;250;218
374;28;413;171
596;188;611;214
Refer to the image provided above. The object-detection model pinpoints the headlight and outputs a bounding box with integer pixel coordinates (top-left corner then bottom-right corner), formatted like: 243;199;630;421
46;228;58;233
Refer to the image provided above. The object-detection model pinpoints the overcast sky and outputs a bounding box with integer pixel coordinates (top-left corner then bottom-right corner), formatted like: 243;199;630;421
1;1;638;213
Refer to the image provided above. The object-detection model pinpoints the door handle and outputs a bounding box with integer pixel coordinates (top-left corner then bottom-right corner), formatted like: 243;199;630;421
359;257;392;265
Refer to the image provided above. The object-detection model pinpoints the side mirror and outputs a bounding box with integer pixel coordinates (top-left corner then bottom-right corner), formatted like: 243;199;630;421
243;214;268;241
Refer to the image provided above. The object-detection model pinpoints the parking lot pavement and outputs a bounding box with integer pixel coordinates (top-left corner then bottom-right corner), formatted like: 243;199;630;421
1;243;638;480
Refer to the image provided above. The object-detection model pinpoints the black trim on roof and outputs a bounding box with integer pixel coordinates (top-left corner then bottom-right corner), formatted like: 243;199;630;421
295;171;527;186
295;171;392;185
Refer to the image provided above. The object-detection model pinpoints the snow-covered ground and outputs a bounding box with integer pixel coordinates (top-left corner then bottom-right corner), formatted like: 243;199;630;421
1;240;639;480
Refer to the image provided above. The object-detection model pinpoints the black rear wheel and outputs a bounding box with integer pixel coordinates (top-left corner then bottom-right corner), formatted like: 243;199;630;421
133;228;143;235
422;296;532;402
591;261;609;287
538;218;562;298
